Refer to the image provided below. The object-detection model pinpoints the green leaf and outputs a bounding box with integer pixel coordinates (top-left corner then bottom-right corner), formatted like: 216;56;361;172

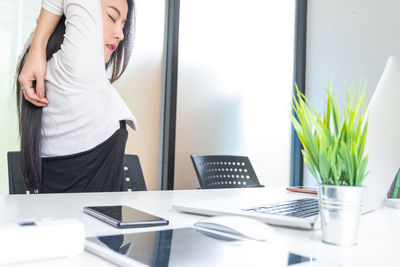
303;150;320;183
356;156;369;186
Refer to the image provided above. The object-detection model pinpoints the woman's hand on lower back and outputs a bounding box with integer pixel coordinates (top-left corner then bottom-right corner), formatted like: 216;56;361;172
18;47;49;107
18;7;62;107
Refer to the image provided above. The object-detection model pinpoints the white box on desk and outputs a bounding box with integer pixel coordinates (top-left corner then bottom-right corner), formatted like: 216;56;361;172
0;218;85;264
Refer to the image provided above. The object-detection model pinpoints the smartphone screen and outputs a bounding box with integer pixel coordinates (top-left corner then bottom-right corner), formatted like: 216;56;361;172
83;205;169;228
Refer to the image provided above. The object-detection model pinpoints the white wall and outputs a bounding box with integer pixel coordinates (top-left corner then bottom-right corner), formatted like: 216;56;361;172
305;0;400;185
113;0;165;190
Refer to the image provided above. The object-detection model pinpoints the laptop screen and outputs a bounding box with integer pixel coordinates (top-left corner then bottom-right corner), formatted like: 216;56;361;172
362;56;400;212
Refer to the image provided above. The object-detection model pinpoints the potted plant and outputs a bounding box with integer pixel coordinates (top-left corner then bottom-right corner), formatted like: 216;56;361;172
291;81;369;246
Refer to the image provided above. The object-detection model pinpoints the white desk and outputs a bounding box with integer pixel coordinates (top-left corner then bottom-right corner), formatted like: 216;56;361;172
1;187;399;266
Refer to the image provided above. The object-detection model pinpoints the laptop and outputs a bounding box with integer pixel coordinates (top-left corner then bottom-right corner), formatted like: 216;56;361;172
173;56;400;230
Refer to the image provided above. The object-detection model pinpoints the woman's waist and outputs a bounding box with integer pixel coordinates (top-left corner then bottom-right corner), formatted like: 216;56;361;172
41;121;127;159
40;119;122;157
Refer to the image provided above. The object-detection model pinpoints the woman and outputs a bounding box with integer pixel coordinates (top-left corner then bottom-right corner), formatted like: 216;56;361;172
16;0;137;193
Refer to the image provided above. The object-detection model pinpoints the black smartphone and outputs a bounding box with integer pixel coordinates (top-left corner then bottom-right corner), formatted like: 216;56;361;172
83;205;169;229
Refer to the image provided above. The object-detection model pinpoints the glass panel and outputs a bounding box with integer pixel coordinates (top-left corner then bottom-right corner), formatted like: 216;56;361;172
175;0;296;189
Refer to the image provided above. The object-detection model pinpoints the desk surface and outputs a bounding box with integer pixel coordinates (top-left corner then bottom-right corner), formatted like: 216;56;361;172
1;187;399;267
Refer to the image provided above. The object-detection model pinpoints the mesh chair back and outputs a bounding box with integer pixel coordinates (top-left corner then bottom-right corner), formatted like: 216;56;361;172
122;154;147;191
7;152;27;194
191;154;263;189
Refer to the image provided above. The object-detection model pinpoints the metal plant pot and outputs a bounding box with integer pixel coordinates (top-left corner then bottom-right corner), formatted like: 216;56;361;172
318;184;365;246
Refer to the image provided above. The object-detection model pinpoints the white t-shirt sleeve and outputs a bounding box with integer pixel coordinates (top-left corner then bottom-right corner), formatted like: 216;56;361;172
42;0;106;87
41;0;64;16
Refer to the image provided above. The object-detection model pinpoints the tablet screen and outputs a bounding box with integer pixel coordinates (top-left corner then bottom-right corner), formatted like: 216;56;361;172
86;228;335;267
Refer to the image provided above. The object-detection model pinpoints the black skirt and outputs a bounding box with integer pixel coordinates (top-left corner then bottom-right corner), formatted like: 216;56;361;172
40;121;128;193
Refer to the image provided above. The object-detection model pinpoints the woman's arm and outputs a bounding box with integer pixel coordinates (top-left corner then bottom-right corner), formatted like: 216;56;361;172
18;8;61;106
20;0;108;107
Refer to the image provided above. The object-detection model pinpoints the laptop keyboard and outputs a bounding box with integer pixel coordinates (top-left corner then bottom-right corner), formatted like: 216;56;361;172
242;198;319;218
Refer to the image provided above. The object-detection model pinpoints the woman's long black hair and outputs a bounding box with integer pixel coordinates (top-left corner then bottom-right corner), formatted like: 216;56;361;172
16;0;135;193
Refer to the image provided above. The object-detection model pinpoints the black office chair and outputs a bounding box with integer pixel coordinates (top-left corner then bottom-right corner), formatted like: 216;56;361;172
7;152;27;194
191;154;263;189
122;154;147;191
7;152;147;194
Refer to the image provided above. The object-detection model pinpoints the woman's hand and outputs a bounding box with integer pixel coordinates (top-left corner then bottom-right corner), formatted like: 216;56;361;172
18;47;49;107
18;7;61;107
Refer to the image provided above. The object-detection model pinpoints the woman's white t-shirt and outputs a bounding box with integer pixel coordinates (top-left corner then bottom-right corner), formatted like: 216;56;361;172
39;0;137;157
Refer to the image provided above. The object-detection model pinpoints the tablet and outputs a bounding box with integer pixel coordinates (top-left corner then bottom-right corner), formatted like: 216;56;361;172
86;228;339;267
